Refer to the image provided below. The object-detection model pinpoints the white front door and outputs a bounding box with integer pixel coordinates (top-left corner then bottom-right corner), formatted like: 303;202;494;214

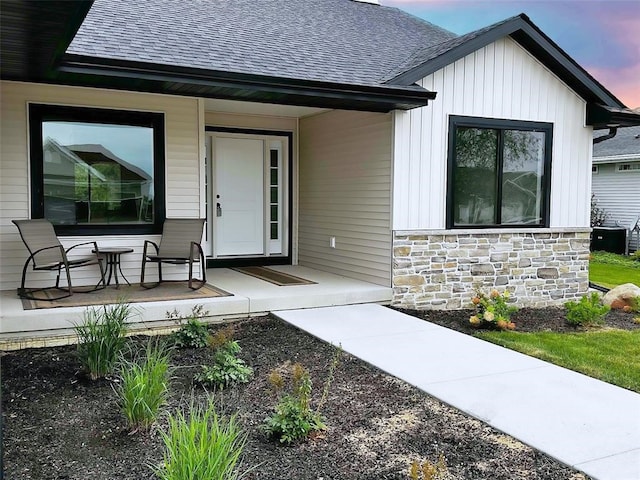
214;137;264;256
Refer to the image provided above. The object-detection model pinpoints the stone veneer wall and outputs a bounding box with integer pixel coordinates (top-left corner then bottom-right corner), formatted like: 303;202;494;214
392;229;591;310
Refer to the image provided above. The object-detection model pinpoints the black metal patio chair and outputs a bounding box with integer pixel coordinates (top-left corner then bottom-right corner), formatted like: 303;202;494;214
12;219;106;300
140;218;206;290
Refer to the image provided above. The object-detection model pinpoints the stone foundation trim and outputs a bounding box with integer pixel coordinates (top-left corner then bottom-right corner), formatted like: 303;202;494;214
392;229;590;310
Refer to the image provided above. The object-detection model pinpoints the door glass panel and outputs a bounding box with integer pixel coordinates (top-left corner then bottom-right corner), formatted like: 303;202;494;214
269;148;279;241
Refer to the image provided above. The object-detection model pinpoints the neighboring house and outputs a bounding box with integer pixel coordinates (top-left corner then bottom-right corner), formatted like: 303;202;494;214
592;125;640;253
42;139;153;225
2;0;640;315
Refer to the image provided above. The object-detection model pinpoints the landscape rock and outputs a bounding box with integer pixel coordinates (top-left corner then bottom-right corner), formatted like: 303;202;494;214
603;283;640;309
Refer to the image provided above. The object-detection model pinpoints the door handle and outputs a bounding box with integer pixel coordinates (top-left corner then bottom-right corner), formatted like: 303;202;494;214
216;203;222;217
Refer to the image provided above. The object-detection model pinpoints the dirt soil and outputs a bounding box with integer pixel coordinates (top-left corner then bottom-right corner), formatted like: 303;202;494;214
3;308;633;480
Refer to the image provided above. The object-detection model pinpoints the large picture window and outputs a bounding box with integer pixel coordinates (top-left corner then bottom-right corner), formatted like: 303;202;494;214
447;116;552;228
29;104;165;235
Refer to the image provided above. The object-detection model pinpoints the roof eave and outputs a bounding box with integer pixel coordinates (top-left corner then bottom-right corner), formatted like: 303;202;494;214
386;15;625;112
52;55;435;113
593;154;640;164
0;0;94;82
587;104;640;129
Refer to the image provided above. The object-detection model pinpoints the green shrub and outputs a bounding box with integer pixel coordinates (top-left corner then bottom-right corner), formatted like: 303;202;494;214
469;289;518;330
154;399;247;480
168;305;210;348
590;251;640;269
565;292;610;326
117;340;171;432
194;340;253;389
74;301;131;380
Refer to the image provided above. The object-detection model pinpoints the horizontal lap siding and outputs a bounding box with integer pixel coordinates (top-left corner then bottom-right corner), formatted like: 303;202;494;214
299;111;392;286
0;81;201;290
393;37;592;230
592;162;640;251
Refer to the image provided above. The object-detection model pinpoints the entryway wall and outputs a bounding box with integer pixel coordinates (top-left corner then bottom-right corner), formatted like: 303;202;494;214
203;111;299;264
298;110;393;287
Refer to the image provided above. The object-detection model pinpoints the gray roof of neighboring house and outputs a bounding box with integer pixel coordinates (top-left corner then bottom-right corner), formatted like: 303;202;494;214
67;0;456;88
68;144;152;180
593;126;640;159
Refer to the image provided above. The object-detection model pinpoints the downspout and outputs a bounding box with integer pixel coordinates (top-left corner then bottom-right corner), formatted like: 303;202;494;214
593;127;617;144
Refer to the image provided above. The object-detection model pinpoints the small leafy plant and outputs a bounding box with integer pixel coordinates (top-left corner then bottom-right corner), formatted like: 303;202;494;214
194;326;253;389
410;453;451;480
469;289;517;330
74;301;131;380
264;347;341;445
564;292;610;327
169;305;210;348
264;363;325;444
154;399;247;480
116;340;171;432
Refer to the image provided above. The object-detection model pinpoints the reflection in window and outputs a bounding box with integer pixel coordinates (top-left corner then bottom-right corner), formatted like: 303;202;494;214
29;104;165;234
449;118;551;228
42;123;154;225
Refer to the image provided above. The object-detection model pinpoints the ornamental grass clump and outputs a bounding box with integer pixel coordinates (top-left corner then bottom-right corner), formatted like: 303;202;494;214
74;301;131;380
154;399;247;480
469;289;517;330
117;340;171;433
564;292;609;327
194;326;253;389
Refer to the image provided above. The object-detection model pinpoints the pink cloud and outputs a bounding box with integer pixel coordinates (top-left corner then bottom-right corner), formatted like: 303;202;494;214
587;64;640;109
592;11;640;108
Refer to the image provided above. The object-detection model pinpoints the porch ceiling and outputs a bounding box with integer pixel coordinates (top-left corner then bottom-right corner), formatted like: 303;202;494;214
203;98;327;118
0;0;93;82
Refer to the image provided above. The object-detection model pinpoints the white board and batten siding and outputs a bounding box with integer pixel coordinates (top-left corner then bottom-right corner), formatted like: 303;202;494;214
592;160;640;252
299;110;392;286
393;36;593;231
0;81;202;291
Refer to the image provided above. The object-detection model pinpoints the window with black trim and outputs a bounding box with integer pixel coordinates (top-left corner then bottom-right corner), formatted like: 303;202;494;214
447;116;552;228
29;104;165;235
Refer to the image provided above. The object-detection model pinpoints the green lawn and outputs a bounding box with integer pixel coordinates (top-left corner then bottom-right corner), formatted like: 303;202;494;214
477;330;640;392
589;251;640;288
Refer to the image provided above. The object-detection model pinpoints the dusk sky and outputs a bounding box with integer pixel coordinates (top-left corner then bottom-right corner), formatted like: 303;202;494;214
384;0;640;109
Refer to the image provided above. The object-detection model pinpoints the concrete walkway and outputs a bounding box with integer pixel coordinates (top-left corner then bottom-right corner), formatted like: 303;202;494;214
273;304;640;480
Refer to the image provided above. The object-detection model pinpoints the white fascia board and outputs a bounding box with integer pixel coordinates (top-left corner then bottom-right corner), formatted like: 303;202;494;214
592;154;640;164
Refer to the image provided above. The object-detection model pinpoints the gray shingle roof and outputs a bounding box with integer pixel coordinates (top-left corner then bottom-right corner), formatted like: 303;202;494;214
593;126;640;158
383;16;517;83
67;0;457;87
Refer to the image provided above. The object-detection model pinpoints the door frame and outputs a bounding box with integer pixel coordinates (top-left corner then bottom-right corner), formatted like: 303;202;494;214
204;126;293;268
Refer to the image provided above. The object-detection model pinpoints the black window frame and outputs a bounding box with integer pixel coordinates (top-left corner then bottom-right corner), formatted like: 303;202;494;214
29;103;166;235
446;115;553;229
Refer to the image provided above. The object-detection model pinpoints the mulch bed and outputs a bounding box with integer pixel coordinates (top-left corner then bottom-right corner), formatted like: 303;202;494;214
6;307;635;480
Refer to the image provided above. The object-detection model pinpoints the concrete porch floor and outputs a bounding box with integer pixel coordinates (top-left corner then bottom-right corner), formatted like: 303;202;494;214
0;266;391;349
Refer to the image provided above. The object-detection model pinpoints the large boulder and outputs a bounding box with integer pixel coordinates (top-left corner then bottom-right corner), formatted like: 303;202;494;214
602;283;640;309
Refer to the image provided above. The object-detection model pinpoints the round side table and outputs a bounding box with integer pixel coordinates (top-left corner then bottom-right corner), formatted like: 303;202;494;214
93;247;134;288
